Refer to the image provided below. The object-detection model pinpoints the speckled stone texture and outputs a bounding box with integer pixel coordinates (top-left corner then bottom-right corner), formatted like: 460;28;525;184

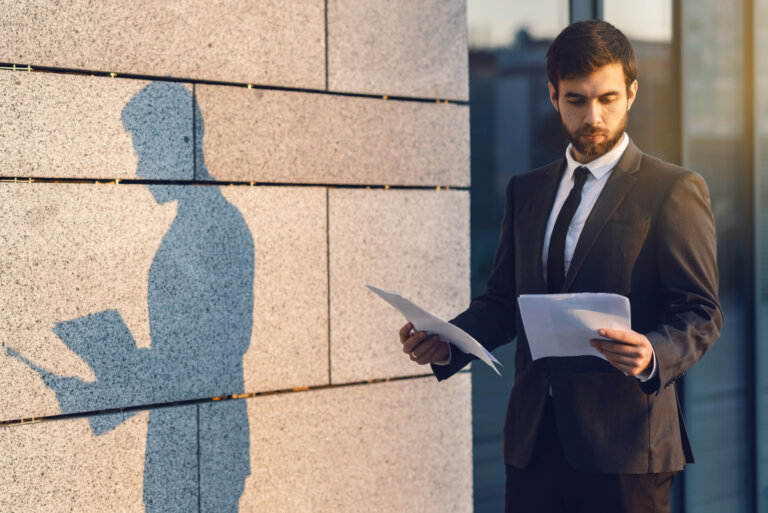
328;0;469;100
0;410;151;512
0;183;327;421
0;404;230;512
0;376;471;512
195;85;470;186
328;189;470;383
0;72;193;179
222;186;329;393
240;375;473;513
0;1;325;88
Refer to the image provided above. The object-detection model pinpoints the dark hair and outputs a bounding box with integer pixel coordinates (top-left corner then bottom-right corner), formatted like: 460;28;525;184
546;20;637;94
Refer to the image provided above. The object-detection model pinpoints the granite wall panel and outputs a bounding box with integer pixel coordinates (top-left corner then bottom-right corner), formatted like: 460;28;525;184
328;189;471;383
0;1;473;509
240;375;473;512
0;403;235;512
0;1;325;88
328;0;469;100
0;72;190;180
196;85;470;186
0;183;327;421
0;375;471;511
0;409;151;512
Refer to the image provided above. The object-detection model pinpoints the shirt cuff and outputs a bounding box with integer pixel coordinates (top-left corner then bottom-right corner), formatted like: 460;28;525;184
432;343;452;366
635;348;657;382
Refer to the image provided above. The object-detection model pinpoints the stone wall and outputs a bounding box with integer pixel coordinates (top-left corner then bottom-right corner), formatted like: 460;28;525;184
0;1;472;511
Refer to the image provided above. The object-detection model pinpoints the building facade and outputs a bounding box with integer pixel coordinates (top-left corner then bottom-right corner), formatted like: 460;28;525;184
0;2;473;511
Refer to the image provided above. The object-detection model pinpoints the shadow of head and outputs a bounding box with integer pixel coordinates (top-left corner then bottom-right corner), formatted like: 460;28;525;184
122;81;212;203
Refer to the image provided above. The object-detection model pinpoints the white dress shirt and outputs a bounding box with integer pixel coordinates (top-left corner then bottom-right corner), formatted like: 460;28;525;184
437;133;656;381
542;133;629;282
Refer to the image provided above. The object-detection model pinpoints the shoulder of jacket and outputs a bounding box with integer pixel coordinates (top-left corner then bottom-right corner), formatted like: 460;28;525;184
638;153;705;185
509;159;563;187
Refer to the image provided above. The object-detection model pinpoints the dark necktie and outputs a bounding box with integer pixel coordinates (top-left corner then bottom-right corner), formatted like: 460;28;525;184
547;166;590;293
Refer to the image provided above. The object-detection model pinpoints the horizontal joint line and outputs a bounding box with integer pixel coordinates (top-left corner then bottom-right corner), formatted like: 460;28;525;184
0;373;437;427
0;62;469;106
0;176;469;191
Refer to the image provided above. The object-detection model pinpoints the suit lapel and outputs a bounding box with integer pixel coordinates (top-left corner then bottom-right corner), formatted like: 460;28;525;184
562;140;643;292
517;160;565;292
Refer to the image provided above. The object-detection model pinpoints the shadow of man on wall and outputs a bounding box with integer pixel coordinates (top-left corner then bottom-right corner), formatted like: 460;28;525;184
12;82;254;512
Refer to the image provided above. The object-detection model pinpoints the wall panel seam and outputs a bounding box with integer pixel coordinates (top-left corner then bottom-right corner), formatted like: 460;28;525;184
324;0;329;91
0;371;469;428
0;64;469;106
0;178;471;191
192;83;198;182
327;188;332;384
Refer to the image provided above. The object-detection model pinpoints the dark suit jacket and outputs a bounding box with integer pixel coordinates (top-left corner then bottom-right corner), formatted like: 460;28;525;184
433;139;722;474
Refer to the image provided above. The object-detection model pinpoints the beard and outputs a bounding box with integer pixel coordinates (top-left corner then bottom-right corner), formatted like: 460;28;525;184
562;110;628;160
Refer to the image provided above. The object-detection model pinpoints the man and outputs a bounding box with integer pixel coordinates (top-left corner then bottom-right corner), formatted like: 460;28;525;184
399;20;721;513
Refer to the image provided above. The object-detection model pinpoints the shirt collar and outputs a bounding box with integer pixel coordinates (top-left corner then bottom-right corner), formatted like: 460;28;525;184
564;132;629;182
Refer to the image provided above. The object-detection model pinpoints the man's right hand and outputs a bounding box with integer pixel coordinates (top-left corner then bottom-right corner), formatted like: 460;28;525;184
399;322;450;365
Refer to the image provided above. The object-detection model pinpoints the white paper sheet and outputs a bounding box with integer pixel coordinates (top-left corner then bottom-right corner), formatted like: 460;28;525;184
365;284;501;375
517;293;631;361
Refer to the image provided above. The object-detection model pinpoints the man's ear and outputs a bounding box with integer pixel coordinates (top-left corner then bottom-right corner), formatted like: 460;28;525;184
627;80;638;111
548;82;559;112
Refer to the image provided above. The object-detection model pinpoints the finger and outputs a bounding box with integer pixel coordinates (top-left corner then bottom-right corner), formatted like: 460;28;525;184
414;340;442;365
405;333;440;355
593;336;636;348
402;330;428;353
410;337;439;360
399;322;414;344
600;355;635;375
599;352;637;368
598;328;640;344
611;362;634;376
591;340;642;358
598;351;649;375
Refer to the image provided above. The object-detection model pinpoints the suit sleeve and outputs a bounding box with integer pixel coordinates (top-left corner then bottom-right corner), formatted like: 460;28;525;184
642;172;723;394
432;176;519;381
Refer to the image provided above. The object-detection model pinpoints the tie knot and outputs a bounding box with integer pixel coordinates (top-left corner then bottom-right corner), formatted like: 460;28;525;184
573;166;590;189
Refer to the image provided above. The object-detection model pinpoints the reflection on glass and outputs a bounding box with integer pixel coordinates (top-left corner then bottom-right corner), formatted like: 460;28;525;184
467;2;567;511
756;0;768;511
467;0;567;49
604;0;676;164
604;0;672;42
681;1;752;512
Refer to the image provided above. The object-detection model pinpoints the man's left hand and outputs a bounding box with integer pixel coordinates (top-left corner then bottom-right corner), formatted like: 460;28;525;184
590;328;653;377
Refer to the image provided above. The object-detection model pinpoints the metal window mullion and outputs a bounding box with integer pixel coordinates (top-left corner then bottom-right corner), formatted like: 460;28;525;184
569;0;603;22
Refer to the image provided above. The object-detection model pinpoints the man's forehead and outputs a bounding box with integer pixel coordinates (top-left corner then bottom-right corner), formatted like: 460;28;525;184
557;62;628;95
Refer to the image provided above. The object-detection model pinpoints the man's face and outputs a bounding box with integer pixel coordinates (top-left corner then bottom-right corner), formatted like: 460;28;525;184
549;62;638;163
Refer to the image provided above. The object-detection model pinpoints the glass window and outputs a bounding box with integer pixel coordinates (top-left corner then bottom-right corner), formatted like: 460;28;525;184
604;0;677;163
467;2;567;511
756;0;768;510
679;1;753;512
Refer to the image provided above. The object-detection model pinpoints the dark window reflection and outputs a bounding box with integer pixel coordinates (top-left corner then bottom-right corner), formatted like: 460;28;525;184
679;2;753;512
757;1;768;511
468;4;565;509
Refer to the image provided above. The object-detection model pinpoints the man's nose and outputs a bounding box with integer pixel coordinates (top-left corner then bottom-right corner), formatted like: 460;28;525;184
583;100;603;125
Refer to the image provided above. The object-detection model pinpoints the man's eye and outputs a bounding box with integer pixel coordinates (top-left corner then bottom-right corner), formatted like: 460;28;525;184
600;96;617;104
568;99;585;105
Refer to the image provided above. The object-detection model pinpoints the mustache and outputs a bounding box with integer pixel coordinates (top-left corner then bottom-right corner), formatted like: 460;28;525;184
578;126;609;136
